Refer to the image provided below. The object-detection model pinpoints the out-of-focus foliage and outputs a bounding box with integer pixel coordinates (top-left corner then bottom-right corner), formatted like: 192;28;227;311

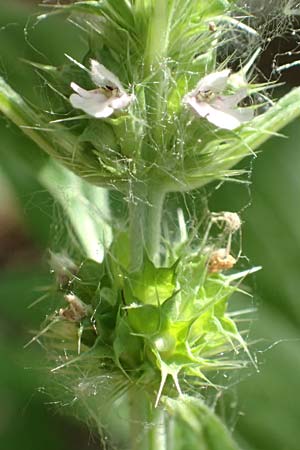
0;1;98;449
238;120;300;450
210;119;300;450
1;2;300;450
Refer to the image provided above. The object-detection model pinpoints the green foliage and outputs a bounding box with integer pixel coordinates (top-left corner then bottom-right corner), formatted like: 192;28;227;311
45;245;252;409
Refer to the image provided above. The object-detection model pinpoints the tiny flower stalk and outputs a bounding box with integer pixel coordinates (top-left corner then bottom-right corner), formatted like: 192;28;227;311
1;1;300;450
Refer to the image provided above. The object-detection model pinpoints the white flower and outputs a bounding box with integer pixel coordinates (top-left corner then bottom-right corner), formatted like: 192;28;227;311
183;69;253;130
70;60;133;118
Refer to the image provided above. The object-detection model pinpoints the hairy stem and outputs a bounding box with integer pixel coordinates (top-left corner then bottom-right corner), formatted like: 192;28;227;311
148;406;167;450
129;182;165;271
144;0;169;74
129;389;167;450
129;389;148;450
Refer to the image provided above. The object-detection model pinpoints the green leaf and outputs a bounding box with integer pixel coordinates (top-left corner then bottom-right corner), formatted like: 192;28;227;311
110;231;131;272
127;303;161;335
113;312;143;370
40;0;135;28
199;0;230;17
124;257;176;306
39;161;113;262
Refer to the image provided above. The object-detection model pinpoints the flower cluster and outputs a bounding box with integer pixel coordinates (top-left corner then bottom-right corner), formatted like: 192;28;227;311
70;62;253;130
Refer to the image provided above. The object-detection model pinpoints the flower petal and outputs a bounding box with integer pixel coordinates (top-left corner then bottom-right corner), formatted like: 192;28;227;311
214;88;248;109
70;91;113;117
70;82;108;103
70;61;133;118
185;96;243;130
185;72;253;130
70;82;94;99
94;105;114;118
90;60;123;90
194;69;231;95
185;95;215;118
204;107;242;130
226;107;254;124
110;93;133;109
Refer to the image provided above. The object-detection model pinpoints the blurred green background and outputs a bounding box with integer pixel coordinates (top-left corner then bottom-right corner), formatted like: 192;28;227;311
0;1;300;450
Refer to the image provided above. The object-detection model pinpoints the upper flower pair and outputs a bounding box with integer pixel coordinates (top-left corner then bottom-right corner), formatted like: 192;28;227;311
70;62;252;129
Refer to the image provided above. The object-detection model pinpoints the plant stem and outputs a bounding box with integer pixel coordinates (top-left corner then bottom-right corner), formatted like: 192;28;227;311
145;186;165;264
144;0;169;75
148;406;167;450
129;389;167;450
129;389;147;450
128;186;146;272
128;182;165;271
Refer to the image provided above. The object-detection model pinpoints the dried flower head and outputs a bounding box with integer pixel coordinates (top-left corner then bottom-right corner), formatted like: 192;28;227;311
70;60;133;118
208;248;237;273
183;69;253;130
211;211;242;232
49;251;78;289
59;294;91;322
222;212;242;232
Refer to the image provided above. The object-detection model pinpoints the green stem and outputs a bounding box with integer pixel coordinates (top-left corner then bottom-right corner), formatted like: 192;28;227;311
129;389;167;450
129;183;165;271
129;389;147;450
144;0;169;75
129;187;146;272
145;187;165;264
148;406;167;450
